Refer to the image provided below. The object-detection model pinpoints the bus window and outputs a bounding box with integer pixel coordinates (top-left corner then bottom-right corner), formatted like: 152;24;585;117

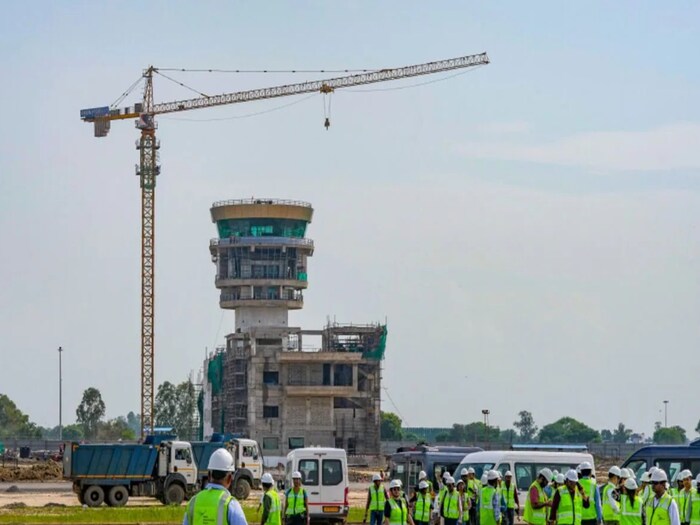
625;460;647;482
655;460;681;482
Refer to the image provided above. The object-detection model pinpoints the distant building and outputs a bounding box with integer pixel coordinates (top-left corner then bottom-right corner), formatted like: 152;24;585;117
199;198;386;456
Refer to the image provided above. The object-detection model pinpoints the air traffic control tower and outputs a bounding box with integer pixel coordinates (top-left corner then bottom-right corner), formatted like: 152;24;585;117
209;198;314;332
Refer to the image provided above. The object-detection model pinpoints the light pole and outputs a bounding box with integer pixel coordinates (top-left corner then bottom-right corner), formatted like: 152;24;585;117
58;347;63;441
663;400;669;428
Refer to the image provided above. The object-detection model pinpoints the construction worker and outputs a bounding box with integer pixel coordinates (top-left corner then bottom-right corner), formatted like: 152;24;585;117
284;471;309;525
646;469;680;525
578;461;602;525
524;469;553;525
260;473;281;525
420;471;435;497
480;471;501;525
435;472;452;524
603;467;622;525
549;469;590;525
183;448;248;525
620;478;642;525
466;468;480;525
385;479;415;525
456;479;470;524
639;472;653;505
689;474;700;525
441;477;461;525
411;480;433;525
365;473;389;525
677;470;693;525
502;471;519;525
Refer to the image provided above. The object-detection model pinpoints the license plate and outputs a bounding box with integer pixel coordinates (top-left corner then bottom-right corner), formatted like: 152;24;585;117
322;506;340;513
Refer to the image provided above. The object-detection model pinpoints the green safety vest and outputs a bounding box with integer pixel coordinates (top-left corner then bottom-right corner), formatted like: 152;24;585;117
579;478;598;520
620;494;643;525
503;483;516;510
443;490;461;520
186;487;234;525
678;489;693;521
468;479;480;502
556;486;583;525
285;488;307;516
369;484;386;511
689;488;700;525
460;492;471;521
646;492;673;525
603;482;620;521
524;481;548;525
414;492;432;523
480;485;497;525
265;489;281;525
641;485;653;505
389;498;408;525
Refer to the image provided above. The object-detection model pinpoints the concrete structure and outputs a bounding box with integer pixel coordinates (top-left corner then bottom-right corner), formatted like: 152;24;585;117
200;198;386;456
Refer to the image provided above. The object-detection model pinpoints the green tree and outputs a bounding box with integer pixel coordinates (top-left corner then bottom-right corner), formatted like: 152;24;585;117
500;429;517;443
174;380;196;440
435;432;451;443
154;381;178;429
538;417;600;443
450;422;500;443
653;426;686;444
513;411;538;442
0;394;41;438
76;387;106;439
381;411;403;440
126;411;141;435
601;429;613;442
96;416;136;441
40;424;84;440
695;419;700;436
613;423;633;444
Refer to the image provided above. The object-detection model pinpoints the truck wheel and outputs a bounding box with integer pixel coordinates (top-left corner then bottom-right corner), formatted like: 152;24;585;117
233;479;251;500
164;483;185;505
83;485;105;507
107;485;129;507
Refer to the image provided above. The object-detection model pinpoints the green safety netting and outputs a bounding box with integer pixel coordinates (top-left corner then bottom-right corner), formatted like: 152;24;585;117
363;325;388;360
207;354;224;395
196;390;204;441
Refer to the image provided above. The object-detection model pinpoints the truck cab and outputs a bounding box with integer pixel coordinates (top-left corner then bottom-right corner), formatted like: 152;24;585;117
163;441;198;486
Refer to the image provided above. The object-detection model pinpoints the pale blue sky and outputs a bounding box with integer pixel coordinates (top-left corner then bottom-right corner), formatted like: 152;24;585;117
1;1;699;439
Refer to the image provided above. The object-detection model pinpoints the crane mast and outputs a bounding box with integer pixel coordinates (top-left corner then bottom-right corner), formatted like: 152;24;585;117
80;52;489;439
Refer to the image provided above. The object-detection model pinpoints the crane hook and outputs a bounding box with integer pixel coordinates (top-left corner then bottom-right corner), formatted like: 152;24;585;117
324;117;330;130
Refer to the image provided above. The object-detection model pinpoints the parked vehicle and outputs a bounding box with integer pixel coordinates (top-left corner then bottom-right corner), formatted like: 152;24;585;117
286;447;348;524
63;436;262;506
389;445;482;490
621;440;700;482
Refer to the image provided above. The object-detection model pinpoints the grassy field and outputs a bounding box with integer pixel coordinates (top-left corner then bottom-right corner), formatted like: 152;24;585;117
0;504;366;524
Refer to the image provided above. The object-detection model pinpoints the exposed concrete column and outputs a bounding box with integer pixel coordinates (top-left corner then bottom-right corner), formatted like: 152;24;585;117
352;364;358;387
306;397;311;425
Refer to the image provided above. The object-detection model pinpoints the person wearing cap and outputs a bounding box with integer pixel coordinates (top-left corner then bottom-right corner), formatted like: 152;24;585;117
420;471;435;498
365;473;389;525
501;471;519;525
639;472;653;505
646;469;680;525
435;472;452;524
548;469;590;525
677;470;693;525
411;480;433;525
603;467;622;525
441;476;461;525
284;471;309;525
183;448;248;525
465;469;480;525
524;469;553;525
261;472;281;525
385;479;415;525
619;478;642;525
480;471;501;525
456;479;470;525
578;462;602;525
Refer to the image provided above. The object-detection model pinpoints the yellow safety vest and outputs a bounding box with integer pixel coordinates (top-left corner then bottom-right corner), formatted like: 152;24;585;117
524;481;548;525
369;484;386;511
414;492;432;523
186;488;234;525
646;492;673;525
286;488;307;516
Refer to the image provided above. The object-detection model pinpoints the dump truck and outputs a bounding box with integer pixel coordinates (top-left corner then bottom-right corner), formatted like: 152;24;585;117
63;436;262;507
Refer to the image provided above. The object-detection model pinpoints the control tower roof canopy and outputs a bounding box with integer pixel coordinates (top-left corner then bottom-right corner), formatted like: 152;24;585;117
211;198;313;223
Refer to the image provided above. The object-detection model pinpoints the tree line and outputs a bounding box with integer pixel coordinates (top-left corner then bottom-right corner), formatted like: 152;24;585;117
381;410;692;445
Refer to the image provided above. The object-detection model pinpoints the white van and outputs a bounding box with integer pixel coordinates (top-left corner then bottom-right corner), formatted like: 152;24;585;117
453;451;595;502
286;447;348;524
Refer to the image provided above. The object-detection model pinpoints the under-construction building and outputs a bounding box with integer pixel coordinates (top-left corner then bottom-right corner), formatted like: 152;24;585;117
200;199;386;456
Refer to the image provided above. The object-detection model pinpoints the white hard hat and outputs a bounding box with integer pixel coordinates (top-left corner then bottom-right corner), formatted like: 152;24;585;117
679;469;693;480
580;461;593;470
457;479;465;486
481;474;488;484
389;479;401;489
487;470;499;481
372;473;382;482
396;479;403;487
565;469;579;482
207;448;236;472
292;471;302;479
262;473;274;484
443;471;451;480
552;470;560;477
576;463;582;473
609;466;622;477
624;478;638;490
696;473;700;484
620;468;631;479
555;473;565;484
461;468;469;476
539;468;553;483
649;467;659;474
467;467;475;475
446;476;455;485
641;472;651;483
651;469;668;483
419;471;428;480
419;480;429;490
505;471;513;477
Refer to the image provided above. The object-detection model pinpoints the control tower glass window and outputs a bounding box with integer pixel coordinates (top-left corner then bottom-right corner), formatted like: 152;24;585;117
217;219;307;238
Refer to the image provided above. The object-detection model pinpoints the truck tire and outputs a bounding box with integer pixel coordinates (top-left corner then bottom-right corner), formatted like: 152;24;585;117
233;478;251;500
164;483;185;505
107;485;129;507
83;485;105;507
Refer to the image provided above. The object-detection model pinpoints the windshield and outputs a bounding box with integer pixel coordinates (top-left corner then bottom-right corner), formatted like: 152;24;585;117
453;462;495;479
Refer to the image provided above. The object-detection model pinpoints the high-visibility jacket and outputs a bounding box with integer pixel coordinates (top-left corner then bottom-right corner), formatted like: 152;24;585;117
388;498;409;525
186;487;234;525
646;492;674;525
369;484;386;511
524;481;548;525
579;478;598;520
285;488;307;516
265;490;281;525
503;483;516;510
480;486;498;525
678;489;693;522
460;492;470;521
620;494;643;525
443;490;461;520
641;485;653;505
689;488;700;525
603;482;620;521
468;479;480;503
556;486;583;525
414;492;432;523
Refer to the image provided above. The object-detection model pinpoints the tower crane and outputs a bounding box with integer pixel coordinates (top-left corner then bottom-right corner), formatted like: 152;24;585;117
80;52;489;438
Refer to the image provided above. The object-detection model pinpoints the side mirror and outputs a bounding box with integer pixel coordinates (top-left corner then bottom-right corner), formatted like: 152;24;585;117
254;454;258;460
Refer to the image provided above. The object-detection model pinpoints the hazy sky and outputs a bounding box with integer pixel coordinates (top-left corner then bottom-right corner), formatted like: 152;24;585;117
1;2;699;439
